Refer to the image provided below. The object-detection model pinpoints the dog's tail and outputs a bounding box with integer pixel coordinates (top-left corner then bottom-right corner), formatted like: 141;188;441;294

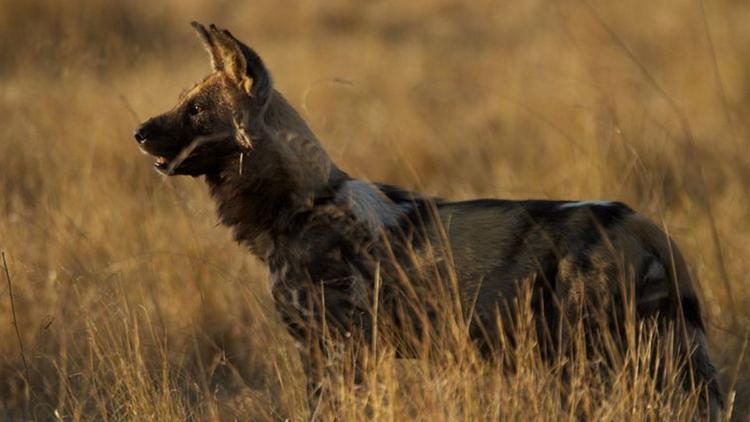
627;214;723;419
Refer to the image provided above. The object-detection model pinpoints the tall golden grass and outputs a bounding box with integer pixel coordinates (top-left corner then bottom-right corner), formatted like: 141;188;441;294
1;0;748;420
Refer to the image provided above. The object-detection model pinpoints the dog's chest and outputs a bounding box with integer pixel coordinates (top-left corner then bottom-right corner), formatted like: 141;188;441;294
267;249;373;340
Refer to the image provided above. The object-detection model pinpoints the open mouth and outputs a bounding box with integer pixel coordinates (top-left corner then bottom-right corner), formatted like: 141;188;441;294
137;132;236;175
154;155;173;171
138;144;179;173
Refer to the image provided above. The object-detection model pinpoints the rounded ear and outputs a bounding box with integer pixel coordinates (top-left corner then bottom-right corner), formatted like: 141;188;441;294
217;28;272;101
190;21;223;71
200;24;272;101
207;24;247;85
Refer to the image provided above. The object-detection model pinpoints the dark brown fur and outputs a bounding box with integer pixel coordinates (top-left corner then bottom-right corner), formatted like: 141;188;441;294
134;22;723;417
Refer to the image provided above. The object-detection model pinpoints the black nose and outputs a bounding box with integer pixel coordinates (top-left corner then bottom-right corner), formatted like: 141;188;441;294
134;125;148;143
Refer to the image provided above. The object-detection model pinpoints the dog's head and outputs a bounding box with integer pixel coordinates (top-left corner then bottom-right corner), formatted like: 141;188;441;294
134;22;272;176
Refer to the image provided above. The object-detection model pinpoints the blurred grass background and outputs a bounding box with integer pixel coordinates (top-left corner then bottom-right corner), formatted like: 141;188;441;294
0;0;748;419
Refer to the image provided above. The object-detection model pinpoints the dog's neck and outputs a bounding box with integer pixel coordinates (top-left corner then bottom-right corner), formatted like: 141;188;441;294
203;91;346;259
204;91;414;263
205;158;347;260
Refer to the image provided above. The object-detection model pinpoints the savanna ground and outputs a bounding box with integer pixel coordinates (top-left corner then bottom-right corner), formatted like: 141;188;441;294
1;0;749;420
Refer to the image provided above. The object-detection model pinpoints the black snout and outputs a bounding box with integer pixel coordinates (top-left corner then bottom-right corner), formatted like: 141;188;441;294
134;124;149;143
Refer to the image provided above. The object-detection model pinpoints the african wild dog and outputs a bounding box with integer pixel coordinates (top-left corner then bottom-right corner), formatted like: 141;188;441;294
135;22;722;416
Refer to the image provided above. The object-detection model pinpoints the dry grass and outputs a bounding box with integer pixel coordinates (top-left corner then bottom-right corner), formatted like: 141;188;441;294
1;0;749;420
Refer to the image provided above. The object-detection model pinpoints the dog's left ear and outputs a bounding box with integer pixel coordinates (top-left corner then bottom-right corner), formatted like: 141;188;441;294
194;22;272;102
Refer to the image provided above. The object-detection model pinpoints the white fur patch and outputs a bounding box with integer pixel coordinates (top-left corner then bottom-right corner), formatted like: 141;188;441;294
559;200;614;209
335;180;408;232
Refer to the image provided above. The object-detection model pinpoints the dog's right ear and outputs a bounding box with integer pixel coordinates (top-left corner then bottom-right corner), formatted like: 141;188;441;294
191;21;224;71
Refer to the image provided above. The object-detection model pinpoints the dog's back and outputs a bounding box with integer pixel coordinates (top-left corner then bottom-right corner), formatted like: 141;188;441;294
397;198;722;417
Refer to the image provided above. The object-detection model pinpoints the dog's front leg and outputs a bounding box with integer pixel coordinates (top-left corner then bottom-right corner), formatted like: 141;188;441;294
294;339;326;417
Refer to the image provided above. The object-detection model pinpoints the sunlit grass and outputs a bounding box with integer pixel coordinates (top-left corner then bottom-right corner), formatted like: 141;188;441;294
0;0;748;420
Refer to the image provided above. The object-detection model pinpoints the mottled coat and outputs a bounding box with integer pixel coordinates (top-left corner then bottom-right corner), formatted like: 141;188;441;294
134;22;722;416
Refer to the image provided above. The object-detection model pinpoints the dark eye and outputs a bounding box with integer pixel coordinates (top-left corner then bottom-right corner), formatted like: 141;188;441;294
188;103;203;116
